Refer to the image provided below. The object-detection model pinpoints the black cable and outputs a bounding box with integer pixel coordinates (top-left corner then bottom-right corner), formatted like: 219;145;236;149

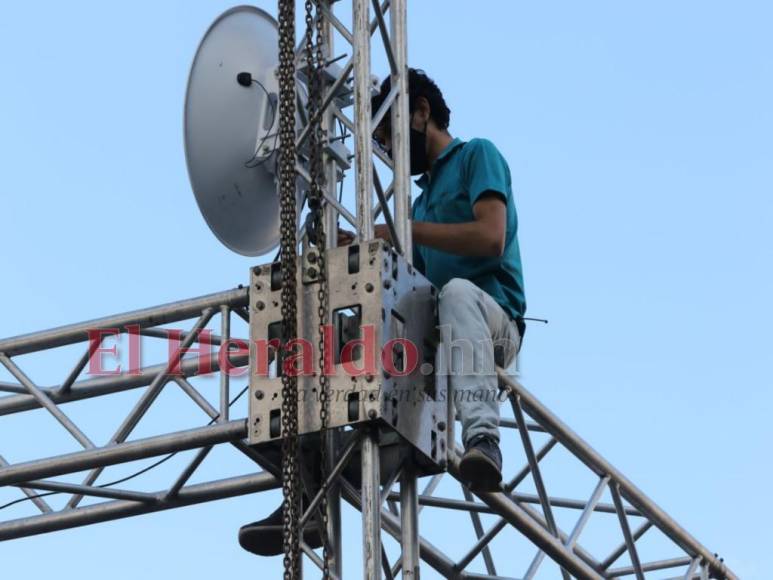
0;491;58;512
0;384;250;513
243;77;278;169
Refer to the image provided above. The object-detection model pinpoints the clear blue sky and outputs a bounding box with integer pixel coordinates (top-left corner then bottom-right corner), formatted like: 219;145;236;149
0;1;770;578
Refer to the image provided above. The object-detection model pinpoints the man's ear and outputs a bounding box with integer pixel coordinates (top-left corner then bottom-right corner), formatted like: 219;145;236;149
414;96;431;124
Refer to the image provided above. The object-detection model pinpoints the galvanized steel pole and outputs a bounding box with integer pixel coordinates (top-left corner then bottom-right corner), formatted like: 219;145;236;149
389;0;411;257
361;428;382;579
353;0;374;240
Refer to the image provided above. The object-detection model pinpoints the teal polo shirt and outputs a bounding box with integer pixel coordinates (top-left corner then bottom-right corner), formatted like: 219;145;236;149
412;137;526;320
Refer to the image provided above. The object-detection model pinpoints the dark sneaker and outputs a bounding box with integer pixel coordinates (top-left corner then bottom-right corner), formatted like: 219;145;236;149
238;502;322;556
459;434;503;492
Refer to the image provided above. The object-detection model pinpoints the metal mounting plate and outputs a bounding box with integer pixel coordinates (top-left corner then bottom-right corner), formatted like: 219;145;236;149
248;241;448;472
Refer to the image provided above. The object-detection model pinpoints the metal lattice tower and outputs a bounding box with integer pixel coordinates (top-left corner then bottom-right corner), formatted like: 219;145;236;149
0;2;737;579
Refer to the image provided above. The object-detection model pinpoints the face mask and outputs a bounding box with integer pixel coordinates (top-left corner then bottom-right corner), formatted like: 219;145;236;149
382;121;429;175
409;123;429;175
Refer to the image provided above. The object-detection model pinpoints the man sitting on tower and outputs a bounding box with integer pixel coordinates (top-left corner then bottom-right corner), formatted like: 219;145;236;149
238;68;526;556
367;68;526;490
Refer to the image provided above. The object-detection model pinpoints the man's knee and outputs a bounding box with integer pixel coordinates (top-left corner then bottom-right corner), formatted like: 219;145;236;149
439;277;477;305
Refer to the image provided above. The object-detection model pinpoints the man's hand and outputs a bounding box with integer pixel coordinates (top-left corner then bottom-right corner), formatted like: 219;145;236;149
338;225;393;245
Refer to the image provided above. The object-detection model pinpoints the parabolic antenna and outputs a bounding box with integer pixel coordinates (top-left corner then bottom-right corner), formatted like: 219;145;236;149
185;5;288;256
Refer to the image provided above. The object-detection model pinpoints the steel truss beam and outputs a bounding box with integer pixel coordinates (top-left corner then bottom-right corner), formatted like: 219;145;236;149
0;287;247;357
0;287;266;542
0;421;246;487
0;472;278;541
494;371;736;580
0;288;739;579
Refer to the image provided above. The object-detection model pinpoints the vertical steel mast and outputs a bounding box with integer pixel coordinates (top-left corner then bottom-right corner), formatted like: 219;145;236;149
273;0;419;576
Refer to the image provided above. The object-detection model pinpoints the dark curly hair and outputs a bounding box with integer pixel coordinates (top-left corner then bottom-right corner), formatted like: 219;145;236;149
371;68;451;131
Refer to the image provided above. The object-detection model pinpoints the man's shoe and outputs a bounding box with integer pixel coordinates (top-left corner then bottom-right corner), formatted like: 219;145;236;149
238;503;323;556
459;434;503;492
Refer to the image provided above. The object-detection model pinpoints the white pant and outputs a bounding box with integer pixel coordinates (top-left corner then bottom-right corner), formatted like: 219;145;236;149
437;278;521;445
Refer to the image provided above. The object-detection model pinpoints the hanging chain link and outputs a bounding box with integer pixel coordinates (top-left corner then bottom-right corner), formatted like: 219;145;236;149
304;0;332;577
277;1;301;578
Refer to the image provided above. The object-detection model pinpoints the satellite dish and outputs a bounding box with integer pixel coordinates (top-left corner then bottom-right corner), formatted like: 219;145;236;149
185;5;292;256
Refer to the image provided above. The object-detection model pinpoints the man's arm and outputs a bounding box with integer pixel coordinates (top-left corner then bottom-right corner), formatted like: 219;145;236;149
375;192;506;257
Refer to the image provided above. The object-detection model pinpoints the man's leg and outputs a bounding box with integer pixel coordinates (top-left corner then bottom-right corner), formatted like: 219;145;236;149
238;438;324;556
438;278;520;490
238;435;364;556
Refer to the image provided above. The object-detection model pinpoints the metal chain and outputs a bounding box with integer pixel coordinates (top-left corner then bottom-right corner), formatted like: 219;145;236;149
277;1;301;578
304;0;332;577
